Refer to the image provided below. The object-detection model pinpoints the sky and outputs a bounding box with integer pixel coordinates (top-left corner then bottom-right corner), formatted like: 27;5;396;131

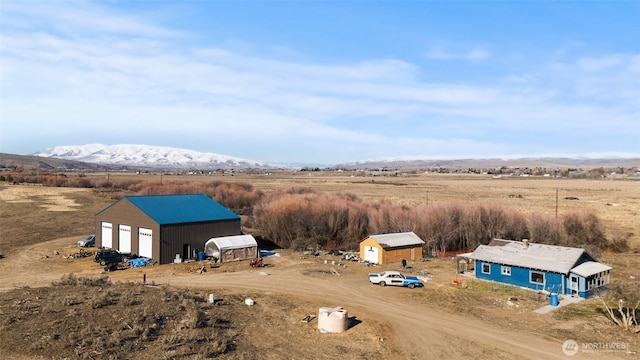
1;1;639;165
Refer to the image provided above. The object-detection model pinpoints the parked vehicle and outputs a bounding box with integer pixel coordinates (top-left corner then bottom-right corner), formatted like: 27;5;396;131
94;249;123;266
368;270;423;289
249;258;265;267
77;235;96;247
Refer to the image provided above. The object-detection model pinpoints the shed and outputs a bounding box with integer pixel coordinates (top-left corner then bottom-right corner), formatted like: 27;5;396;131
205;234;258;263
359;232;424;265
95;194;241;264
468;239;612;298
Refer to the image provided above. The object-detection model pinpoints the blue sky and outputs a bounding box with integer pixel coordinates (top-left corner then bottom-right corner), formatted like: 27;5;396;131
1;1;639;165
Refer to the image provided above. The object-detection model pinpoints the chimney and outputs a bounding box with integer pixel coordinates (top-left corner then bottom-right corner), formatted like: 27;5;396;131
522;239;529;250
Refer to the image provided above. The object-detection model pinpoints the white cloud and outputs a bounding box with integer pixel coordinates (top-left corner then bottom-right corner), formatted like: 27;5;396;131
577;55;623;72
424;47;490;61
2;2;184;38
507;73;539;84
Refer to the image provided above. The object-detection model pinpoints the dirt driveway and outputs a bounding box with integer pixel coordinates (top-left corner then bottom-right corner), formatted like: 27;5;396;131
0;238;611;360
146;261;610;360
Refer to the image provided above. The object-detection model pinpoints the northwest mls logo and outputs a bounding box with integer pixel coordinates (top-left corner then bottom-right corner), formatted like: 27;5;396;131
562;340;579;356
562;339;631;356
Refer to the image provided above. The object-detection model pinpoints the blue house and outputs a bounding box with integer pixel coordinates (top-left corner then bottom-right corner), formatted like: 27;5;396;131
468;239;611;298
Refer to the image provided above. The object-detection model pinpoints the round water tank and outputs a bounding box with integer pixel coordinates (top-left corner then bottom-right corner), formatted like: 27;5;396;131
318;306;348;333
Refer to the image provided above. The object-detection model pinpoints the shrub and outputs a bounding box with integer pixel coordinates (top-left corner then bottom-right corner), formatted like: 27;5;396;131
53;274;78;286
92;292;113;309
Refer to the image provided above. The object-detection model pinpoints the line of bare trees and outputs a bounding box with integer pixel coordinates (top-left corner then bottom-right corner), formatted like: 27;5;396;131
251;188;628;254
1;173;629;254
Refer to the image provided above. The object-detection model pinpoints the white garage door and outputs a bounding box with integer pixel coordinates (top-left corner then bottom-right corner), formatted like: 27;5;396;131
118;225;131;254
138;228;153;259
101;222;113;248
364;245;379;264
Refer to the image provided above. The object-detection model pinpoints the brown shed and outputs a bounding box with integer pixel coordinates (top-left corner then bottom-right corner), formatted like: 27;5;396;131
95;194;241;264
359;232;425;265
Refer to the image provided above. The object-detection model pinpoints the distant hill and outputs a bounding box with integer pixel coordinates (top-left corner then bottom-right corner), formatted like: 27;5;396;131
30;144;282;170
336;157;640;170
0;153;122;171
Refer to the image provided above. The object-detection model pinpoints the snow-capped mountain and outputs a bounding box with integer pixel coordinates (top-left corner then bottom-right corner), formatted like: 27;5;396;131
32;144;281;170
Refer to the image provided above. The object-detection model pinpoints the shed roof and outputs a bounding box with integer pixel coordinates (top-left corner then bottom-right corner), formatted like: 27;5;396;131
367;232;425;248
571;261;612;277
468;239;594;274
205;234;257;251
124;194;239;225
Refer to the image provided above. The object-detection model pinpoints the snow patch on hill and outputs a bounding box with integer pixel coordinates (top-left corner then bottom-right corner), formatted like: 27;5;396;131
32;144;281;170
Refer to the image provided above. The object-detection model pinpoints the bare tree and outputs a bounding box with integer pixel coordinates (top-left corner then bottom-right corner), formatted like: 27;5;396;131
598;280;640;333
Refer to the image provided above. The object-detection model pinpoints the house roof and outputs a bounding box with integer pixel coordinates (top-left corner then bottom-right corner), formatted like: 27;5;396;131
124;194;239;225
468;239;594;274
571;261;612;277
367;232;425;248
205;234;257;251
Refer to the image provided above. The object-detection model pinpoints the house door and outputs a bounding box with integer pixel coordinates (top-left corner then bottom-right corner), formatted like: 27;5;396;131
570;275;579;296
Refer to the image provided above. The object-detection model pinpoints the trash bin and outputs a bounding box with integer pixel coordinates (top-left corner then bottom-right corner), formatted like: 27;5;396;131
197;251;206;261
550;293;559;306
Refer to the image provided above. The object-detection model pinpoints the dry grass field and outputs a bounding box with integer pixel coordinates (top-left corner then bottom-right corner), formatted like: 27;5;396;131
0;172;638;359
99;171;640;247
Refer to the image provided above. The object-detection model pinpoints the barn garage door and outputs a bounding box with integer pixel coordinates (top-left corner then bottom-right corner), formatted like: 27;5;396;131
118;225;131;254
101;222;113;248
364;245;379;264
138;228;153;259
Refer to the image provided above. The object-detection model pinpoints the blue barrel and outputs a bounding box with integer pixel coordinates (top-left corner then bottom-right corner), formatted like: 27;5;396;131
550;293;559;306
197;251;206;261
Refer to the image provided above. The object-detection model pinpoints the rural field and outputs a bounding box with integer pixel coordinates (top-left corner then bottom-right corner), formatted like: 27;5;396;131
0;171;638;359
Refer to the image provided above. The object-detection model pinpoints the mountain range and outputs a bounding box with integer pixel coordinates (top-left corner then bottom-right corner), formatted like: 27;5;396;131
28;144;280;170
0;143;637;171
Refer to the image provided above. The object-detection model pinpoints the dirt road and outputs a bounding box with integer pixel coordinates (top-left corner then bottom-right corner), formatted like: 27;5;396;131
144;263;609;360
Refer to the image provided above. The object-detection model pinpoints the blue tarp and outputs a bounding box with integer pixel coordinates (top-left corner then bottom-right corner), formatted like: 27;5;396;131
127;257;152;268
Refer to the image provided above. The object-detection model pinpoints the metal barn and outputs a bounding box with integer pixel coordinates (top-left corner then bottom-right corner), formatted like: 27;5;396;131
95;194;241;264
359;232;425;265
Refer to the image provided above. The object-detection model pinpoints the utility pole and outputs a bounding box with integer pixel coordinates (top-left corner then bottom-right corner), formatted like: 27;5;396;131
556;188;558;219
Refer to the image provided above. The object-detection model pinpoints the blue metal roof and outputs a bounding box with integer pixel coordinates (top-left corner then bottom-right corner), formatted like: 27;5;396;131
125;194;239;225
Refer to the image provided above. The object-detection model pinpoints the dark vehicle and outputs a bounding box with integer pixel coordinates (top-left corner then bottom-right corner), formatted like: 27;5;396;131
77;235;96;247
94;249;123;266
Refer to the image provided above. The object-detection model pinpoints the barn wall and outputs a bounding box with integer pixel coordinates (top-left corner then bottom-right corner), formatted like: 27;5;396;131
159;219;241;264
95;199;159;257
381;245;422;264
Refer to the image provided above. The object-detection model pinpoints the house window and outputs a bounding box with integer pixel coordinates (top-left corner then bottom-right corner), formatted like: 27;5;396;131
482;263;491;274
501;266;511;276
530;271;544;284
